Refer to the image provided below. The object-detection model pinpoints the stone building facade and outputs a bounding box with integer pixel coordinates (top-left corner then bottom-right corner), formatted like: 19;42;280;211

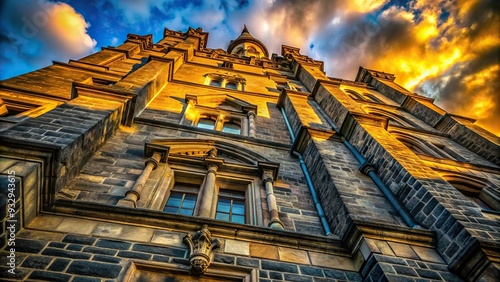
0;26;498;281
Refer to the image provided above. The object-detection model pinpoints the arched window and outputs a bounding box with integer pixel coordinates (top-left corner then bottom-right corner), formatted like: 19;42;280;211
399;139;429;155
363;107;419;128
363;93;383;103
440;174;499;211
391;131;442;158
344;89;364;100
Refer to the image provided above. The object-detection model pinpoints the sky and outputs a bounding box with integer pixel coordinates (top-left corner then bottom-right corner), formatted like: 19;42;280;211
0;0;499;135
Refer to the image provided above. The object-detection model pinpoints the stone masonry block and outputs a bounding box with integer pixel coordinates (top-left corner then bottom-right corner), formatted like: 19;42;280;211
66;260;122;278
62;234;97;245
41;248;92;260
55;218;98;235
28;270;71;282
411;246;445;263
278;247;310;265
14;238;47;254
250;243;278;260
236;257;260;268
387;242;419;259
224;239;250;256
308;252;356;271
48;258;71;272
132;243;186;257
92;222;154;243
95;239;132;250
299;265;324;277
21;255;53;269
261;260;299;273
283;273;313;282
150;230;185;248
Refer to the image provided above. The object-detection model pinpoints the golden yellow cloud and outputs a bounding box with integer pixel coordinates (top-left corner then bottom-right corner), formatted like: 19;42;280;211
46;2;96;56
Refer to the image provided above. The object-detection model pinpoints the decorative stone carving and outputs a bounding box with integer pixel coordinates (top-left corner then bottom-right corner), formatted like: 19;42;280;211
207;148;218;158
183;225;221;275
163;28;185;38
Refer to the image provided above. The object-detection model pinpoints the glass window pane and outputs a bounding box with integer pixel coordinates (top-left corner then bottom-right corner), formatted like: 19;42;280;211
232;201;245;215
210;79;221;87
232;215;245;224
216;212;229;221
166;193;182;207
225;83;237;90
222;123;241;134
182;194;197;209
197;118;215;130
217;198;231;213
163;206;178;213
180;208;194;216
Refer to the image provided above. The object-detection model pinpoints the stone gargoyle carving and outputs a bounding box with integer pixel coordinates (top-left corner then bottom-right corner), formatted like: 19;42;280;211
183;225;221;275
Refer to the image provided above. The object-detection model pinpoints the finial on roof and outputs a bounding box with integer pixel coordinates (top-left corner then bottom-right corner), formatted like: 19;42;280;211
242;24;249;34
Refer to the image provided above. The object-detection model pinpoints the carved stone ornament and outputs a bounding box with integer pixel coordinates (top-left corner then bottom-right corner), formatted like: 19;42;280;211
183;225;221;275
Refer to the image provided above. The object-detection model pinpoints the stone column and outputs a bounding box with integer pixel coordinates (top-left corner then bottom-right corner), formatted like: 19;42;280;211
215;114;225;131
117;152;161;208
241;115;249;136
198;151;224;218
248;111;256;138
263;170;284;229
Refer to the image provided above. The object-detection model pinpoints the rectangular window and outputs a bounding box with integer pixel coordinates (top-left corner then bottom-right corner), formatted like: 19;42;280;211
225;82;237;90
197;117;216;130
163;185;198;216
216;189;245;224
210;79;222;87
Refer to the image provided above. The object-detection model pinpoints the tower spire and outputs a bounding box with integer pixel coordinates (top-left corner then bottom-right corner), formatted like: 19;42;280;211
242;24;249;34
227;24;269;58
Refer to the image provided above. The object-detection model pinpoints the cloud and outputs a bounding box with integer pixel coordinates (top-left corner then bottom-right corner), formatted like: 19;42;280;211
226;0;499;135
1;0;498;135
0;0;97;79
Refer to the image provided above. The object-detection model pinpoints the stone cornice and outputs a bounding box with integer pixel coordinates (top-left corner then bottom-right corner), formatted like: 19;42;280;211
50;202;347;254
52;61;125;79
133;120;291;150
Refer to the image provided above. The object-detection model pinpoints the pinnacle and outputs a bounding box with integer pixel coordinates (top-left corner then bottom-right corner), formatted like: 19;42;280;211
242;24;250;35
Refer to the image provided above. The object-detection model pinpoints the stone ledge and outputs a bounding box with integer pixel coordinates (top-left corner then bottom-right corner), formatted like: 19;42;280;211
49;201;346;254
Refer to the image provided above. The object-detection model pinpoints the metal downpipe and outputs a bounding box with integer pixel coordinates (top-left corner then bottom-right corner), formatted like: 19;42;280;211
280;107;332;236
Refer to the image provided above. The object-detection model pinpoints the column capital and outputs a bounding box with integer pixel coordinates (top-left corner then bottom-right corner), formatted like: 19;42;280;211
359;162;376;175
247;111;256;118
145;156;160;169
258;162;280;182
204;157;224;172
262;170;274;184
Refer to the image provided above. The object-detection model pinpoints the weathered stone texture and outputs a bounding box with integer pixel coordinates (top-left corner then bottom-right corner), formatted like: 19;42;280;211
1;27;498;282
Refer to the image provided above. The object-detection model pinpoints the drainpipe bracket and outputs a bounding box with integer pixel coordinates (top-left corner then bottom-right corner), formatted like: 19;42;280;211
359;162;376;175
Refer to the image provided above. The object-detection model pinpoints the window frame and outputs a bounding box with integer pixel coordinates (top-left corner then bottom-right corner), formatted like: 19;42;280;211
152;162;263;226
194;109;245;136
215;189;246;224
204;73;245;91
163;187;199;216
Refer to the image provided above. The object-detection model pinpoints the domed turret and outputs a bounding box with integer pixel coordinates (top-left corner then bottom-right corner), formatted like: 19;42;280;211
227;25;269;59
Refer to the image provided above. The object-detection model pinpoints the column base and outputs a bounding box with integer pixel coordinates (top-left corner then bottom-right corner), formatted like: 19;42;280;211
116;198;136;208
